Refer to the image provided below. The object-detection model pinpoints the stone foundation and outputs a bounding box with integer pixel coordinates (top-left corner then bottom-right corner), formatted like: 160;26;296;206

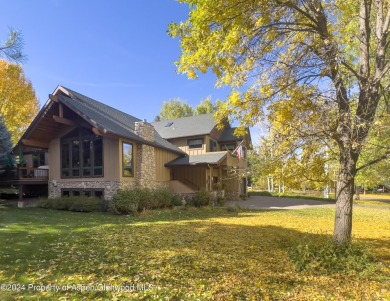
48;179;169;200
49;180;121;200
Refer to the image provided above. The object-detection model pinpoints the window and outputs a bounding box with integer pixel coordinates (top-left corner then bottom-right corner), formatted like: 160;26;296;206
61;189;104;198
210;139;217;152
60;128;103;178
188;138;203;149
122;142;134;177
33;152;45;168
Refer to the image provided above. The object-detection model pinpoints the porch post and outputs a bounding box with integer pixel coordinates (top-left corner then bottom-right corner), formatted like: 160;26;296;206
18;185;23;200
209;166;213;191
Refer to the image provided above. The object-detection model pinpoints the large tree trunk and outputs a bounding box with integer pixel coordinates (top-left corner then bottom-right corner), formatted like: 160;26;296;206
334;154;357;245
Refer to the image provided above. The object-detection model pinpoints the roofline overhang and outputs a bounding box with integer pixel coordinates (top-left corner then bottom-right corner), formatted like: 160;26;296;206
164;152;227;168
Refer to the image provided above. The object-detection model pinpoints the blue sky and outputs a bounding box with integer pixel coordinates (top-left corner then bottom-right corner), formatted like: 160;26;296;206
0;0;259;141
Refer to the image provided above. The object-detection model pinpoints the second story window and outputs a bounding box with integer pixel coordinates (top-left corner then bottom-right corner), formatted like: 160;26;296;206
210;139;217;152
188;138;203;149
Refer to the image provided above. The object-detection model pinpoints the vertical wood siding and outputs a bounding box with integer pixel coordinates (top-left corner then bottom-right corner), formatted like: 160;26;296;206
155;148;180;181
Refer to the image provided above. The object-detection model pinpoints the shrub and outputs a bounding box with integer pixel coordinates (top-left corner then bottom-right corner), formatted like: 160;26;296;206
110;188;142;215
38;197;103;212
217;197;226;207
171;194;182;206
289;238;380;276
193;188;211;207
150;188;175;209
111;187;183;214
68;197;102;212
52;198;75;210
37;198;53;209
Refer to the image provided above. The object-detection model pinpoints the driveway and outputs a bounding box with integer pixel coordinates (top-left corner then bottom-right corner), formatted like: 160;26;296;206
226;195;335;210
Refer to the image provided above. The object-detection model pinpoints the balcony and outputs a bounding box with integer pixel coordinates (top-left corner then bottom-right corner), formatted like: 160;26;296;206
0;166;49;185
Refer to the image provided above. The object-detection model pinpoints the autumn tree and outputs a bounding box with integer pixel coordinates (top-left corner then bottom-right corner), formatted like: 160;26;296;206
0;116;12;168
156;98;194;121
170;0;390;245
156;97;221;120
0;28;25;63
0;60;40;144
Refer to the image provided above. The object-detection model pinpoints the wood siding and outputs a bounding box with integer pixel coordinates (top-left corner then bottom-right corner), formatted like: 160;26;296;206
169;136;206;155
173;166;206;190
155;148;179;181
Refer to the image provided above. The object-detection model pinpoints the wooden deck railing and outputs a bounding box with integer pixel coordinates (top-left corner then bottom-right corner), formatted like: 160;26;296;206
0;167;49;182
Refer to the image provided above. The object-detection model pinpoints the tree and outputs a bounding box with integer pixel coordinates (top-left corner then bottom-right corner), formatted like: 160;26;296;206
0;28;25;63
170;0;390;245
194;96;223;115
156;97;222;120
0;116;13;168
156;98;194;121
0;60;40;144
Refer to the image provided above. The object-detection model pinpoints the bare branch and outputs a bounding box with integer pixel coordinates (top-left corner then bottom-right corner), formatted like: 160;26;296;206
0;28;26;63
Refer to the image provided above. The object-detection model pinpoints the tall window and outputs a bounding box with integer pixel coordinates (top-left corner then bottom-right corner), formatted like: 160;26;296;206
61;128;103;178
122;142;134;177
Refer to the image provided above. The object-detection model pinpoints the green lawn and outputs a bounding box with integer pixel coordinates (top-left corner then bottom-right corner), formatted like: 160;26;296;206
0;204;389;300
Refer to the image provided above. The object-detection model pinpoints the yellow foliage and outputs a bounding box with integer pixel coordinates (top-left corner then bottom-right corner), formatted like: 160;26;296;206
0;60;39;144
0;205;388;300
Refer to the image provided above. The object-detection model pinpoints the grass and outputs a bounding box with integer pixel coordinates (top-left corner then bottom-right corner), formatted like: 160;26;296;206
0;204;389;300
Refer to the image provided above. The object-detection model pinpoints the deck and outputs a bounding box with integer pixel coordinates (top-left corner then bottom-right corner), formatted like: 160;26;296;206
0;167;49;185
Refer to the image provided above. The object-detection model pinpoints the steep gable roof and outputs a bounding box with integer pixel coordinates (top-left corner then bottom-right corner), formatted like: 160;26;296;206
152;114;217;139
24;86;184;155
60;87;184;154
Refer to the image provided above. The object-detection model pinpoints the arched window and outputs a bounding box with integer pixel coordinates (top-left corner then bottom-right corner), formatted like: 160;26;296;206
60;128;103;178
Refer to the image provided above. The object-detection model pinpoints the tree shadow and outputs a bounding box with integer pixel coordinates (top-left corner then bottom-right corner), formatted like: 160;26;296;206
0;206;388;300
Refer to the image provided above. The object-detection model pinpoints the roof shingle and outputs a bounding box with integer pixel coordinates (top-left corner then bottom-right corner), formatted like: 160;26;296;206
60;86;184;155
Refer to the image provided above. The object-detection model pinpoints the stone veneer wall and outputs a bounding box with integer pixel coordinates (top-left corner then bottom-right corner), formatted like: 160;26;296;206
49;180;122;200
136;143;157;188
134;121;158;189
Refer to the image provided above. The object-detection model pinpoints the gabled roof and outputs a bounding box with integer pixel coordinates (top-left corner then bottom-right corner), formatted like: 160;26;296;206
59;87;184;155
19;86;184;155
165;152;227;167
152;114;217;139
218;128;243;143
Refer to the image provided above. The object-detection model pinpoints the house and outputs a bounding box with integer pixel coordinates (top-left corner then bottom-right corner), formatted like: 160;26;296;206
152;114;251;199
8;86;251;200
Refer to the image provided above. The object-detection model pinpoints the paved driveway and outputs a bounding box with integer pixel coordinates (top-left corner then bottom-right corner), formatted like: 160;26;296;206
226;195;335;210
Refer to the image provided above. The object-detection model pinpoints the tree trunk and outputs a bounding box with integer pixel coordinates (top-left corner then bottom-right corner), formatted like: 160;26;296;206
334;157;357;245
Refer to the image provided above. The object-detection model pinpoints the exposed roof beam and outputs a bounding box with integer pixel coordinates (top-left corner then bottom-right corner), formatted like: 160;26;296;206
21;139;49;149
49;94;59;103
53;115;77;126
92;127;103;136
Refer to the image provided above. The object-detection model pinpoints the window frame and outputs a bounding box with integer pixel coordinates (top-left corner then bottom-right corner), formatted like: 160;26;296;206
60;128;104;179
61;189;104;198
122;142;134;177
188;138;204;150
210;138;218;152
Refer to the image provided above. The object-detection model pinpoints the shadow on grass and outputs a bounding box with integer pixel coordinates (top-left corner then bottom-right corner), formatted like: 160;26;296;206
0;206;388;300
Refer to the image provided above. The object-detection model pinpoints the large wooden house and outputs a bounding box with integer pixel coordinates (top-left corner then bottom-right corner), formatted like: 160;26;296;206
8;86;251;200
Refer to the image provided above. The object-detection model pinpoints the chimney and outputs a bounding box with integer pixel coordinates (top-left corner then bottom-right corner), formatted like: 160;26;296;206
135;121;155;142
